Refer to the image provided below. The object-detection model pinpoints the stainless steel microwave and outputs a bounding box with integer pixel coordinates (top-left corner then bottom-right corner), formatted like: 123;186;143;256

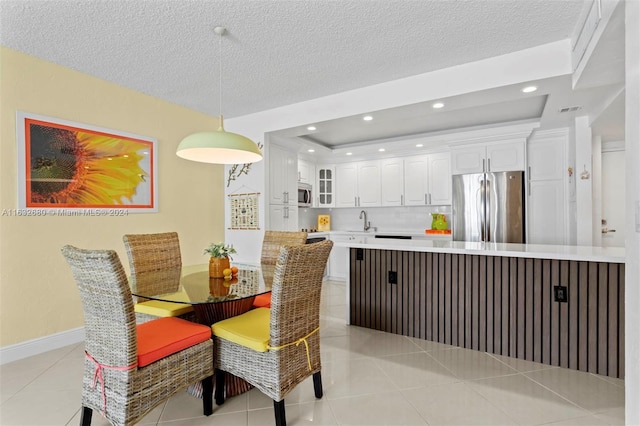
298;183;312;207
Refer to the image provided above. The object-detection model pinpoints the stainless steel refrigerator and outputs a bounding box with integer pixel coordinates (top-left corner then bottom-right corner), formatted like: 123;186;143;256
452;171;525;243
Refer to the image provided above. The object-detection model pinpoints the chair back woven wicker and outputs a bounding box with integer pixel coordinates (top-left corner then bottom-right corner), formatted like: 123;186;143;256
61;245;214;426
123;232;182;296
123;232;194;321
260;230;308;265
214;239;333;426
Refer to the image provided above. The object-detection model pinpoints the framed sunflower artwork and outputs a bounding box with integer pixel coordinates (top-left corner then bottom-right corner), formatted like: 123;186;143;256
16;112;157;213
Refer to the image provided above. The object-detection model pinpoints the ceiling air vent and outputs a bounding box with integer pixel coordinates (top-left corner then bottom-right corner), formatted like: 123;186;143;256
558;106;582;113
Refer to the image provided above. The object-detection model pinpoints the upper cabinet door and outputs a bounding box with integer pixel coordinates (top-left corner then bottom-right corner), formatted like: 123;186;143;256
357;160;381;207
404;155;429;205
316;165;335;207
450;145;486;174
486;140;525;172
427;152;452;205
298;159;313;184
527;136;565;180
380;158;404;206
335;163;358;207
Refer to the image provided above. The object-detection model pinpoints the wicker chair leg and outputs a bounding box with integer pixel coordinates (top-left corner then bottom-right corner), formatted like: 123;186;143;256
202;375;213;415
215;369;226;405
313;371;323;398
274;399;286;426
79;406;92;426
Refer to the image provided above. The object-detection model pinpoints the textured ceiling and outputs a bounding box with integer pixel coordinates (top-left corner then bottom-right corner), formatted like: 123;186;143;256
0;0;589;120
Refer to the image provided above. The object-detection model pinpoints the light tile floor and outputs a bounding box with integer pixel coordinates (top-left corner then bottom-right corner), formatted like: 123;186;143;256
0;280;625;425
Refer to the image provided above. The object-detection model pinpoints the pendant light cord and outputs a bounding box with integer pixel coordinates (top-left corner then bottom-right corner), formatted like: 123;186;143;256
218;29;223;118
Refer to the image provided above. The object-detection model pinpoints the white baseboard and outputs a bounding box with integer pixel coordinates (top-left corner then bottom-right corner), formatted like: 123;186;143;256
0;327;85;365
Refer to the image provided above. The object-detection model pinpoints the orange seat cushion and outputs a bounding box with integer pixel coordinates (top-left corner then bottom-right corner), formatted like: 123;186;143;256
136;317;211;367
252;292;271;309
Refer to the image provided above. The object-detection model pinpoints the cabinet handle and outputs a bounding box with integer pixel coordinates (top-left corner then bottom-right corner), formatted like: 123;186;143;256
528;166;531;176
429;193;432;204
401;194;404;206
487;158;491;172
528;182;531;195
483;159;486;173
425;193;428;205
354;197;357;206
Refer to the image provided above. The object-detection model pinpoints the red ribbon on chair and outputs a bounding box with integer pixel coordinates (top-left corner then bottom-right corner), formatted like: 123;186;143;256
85;351;137;417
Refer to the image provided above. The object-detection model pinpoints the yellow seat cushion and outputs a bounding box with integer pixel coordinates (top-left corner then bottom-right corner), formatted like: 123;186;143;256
135;299;194;317
211;307;270;352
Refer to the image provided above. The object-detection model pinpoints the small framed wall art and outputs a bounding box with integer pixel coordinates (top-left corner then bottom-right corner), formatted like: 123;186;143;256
16;111;158;213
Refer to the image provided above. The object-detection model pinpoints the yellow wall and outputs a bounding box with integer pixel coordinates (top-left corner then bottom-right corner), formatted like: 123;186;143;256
0;47;225;346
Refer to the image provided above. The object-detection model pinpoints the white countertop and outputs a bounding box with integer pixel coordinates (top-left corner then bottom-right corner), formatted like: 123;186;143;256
333;237;625;263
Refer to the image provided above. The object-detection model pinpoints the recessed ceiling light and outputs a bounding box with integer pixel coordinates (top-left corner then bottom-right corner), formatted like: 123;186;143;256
363;115;373;121
522;86;537;93
432;102;444;109
307;126;316;131
346;152;353;156
378;148;385;152
307;149;315;153
416;144;423;148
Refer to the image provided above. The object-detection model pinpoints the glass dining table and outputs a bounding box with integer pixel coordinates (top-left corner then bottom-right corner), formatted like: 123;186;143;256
130;262;275;398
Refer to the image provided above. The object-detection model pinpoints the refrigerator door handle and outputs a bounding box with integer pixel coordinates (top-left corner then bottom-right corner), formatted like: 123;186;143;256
485;178;491;242
477;183;485;242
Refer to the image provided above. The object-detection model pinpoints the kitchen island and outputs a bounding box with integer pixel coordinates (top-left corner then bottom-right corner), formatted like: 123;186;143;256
334;238;625;378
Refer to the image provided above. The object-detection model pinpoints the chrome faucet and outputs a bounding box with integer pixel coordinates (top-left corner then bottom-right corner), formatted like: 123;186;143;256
359;210;371;231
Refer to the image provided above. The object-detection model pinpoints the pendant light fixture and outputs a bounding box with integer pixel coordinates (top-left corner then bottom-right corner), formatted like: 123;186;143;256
176;26;263;164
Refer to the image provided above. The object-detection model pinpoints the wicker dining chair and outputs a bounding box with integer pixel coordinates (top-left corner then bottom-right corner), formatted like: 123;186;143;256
61;245;214;426
252;230;308;309
123;232;195;322
212;239;333;426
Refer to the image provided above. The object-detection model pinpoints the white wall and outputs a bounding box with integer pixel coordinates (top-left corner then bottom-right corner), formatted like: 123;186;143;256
574;116;594;245
624;0;640;422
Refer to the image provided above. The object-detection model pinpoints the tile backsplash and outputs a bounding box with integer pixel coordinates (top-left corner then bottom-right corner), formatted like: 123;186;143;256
298;205;451;233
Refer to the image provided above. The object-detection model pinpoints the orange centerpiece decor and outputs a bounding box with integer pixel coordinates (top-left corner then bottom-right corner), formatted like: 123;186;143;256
204;242;237;278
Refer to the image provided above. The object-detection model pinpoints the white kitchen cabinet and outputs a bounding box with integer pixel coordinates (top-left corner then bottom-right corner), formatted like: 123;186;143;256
316;165;335;207
450;145;486;174
527;180;565;245
526;129;568;245
269;143;298;230
335;163;358;207
404;152;452;206
298;158;313;184
451;140;525;174
328;233;360;280
268;204;299;232
269;144;297;205
335;160;381;207
380;158;404;206
357;161;381;207
427;152;452;205
526;137;565;181
486;140;526;172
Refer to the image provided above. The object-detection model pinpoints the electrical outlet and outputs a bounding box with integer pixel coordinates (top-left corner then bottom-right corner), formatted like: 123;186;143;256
388;271;397;284
554;286;568;303
356;248;364;260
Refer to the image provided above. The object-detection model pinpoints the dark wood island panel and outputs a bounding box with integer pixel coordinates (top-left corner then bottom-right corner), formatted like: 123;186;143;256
349;248;625;378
